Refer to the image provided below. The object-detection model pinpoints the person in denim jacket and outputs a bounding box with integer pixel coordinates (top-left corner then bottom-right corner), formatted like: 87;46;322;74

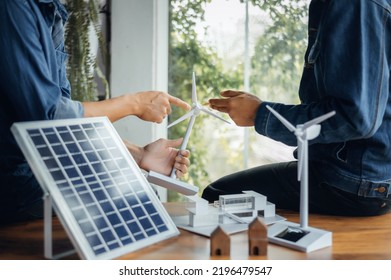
202;0;391;216
0;0;191;224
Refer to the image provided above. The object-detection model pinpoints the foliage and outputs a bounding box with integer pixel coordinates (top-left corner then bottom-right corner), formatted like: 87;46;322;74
169;0;242;200
168;0;308;200
249;0;308;103
65;0;108;102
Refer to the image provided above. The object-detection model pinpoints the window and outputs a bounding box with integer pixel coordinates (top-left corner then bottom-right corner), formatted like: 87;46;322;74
168;0;308;200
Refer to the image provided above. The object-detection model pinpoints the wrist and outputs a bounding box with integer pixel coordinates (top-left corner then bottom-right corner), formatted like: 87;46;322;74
129;93;141;117
120;93;140;117
123;140;144;168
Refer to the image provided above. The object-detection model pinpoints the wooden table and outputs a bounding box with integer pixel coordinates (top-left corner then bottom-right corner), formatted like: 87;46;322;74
1;202;391;260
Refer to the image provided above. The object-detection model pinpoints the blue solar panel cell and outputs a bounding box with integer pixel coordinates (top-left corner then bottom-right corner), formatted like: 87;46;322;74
80;192;94;204
146;229;157;237
86;234;102;248
144;203;157;215
127;221;141;233
78;165;92;175
92;189;107;201
158;225;169;233
60;187;74;197
31;135;46;145
73;130;86;141
42;127;55;134
101;229;116;243
132;206;146;218
72;208;88;221
119;209;134;221
151;215;165;228
64;167;79;178
134;233;145;241
100;201;115;213
108;243;120;250
86;204;101;217
91;139;104;149
139;217;153;230
44;158;58;169
37;146;52;157
58;131;73;142
113;197;127;210
65;195;81;209
124;194;138;206
93;216;108;229
52;144;66;155
79;220;95;234
58;155;72;166
50;170;66;181
46;133;60;144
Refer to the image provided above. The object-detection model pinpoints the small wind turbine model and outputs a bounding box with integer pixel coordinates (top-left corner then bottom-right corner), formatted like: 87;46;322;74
147;72;229;196
266;105;335;252
167;72;230;177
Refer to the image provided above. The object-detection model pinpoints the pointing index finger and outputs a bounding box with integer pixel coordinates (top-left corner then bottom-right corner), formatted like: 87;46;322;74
168;95;191;111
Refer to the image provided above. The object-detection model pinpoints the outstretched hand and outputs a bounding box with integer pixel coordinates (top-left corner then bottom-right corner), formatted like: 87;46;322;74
135;91;191;123
208;90;262;126
139;138;190;178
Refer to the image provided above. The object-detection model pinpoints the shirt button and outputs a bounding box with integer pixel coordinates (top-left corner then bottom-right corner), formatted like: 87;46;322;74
377;186;387;193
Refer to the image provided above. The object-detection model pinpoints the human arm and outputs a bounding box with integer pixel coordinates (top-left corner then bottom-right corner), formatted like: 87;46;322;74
83;91;191;123
124;138;190;178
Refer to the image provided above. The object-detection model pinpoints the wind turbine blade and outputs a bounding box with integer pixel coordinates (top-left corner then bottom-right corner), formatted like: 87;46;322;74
302;111;336;130
200;107;230;124
192;72;197;104
266;105;296;132
297;137;305;181
167;110;194;128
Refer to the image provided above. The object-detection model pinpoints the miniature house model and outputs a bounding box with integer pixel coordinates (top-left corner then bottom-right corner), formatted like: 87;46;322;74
210;226;230;256
186;191;280;228
248;217;268;256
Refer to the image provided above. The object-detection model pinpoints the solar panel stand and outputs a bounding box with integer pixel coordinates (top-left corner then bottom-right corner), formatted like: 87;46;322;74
43;193;76;260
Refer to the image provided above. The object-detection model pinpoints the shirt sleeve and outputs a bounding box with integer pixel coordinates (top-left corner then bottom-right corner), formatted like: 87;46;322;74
53;97;84;119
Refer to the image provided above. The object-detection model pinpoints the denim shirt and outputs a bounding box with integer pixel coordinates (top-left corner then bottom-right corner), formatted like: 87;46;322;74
0;0;83;207
255;0;391;198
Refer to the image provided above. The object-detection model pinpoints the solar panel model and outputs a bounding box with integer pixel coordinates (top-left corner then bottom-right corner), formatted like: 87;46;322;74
11;117;179;260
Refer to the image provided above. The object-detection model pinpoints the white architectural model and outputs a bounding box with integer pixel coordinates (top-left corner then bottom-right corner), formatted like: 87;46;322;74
172;191;285;237
187;191;280;227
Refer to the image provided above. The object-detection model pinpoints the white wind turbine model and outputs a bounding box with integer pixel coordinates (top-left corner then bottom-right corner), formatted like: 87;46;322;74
266;105;335;252
147;72;229;196
167;72;230;178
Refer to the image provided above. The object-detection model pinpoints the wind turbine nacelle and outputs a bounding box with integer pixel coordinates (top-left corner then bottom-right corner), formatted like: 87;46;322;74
304;124;321;140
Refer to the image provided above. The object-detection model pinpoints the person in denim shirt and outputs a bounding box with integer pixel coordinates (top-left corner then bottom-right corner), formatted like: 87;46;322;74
202;0;391;216
0;0;191;224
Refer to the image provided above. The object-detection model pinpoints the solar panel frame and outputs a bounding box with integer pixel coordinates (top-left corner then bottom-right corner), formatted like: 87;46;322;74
11;117;179;260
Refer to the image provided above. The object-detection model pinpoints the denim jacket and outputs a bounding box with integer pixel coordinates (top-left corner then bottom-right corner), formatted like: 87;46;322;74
255;0;391;198
0;0;83;209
